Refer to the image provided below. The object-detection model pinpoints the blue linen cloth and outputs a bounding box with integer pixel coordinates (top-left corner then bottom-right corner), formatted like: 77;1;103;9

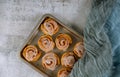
69;0;120;77
104;0;120;77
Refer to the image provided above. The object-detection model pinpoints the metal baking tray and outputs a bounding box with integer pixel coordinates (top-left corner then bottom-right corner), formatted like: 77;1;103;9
20;14;83;77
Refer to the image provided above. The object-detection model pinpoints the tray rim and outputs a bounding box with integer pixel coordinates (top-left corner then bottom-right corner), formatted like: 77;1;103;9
19;14;83;77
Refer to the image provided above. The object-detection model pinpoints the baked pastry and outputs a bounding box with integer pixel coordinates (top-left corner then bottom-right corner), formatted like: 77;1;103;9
61;52;76;68
22;45;41;62
55;34;72;51
38;35;55;52
57;67;71;77
41;18;59;36
73;42;84;58
42;52;60;71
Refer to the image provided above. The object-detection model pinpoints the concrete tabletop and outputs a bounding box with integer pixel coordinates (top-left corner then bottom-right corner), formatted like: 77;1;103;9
0;0;91;77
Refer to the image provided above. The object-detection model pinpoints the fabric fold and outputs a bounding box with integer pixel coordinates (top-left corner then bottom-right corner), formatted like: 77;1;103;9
69;0;115;77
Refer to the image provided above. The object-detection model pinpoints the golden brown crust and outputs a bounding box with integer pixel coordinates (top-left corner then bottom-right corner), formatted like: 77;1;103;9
61;52;76;68
41;18;59;36
57;67;71;77
42;52;60;71
55;34;72;51
38;35;55;53
73;42;84;58
22;45;41;62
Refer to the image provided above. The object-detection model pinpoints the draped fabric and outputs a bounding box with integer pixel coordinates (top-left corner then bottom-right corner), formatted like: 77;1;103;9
69;0;120;77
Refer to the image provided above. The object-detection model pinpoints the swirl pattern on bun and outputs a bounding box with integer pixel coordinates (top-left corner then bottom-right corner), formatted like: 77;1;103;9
22;45;41;62
41;18;59;36
73;42;84;58
55;34;72;51
61;52;76;68
42;52;60;71
38;35;55;52
57;67;71;77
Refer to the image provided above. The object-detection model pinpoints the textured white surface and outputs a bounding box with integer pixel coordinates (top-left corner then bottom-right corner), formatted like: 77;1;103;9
0;0;91;77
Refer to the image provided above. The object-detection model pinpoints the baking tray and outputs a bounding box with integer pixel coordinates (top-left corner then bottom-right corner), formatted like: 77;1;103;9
20;14;83;77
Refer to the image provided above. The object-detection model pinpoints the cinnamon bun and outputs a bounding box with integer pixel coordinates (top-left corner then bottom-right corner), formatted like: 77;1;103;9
42;52;60;71
61;52;76;68
38;35;55;53
55;34;72;51
73;42;84;58
22;45;41;62
41;18;59;36
57;67;71;77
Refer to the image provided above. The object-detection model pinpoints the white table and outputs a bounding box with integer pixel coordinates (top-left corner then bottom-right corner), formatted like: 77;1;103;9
0;0;91;77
